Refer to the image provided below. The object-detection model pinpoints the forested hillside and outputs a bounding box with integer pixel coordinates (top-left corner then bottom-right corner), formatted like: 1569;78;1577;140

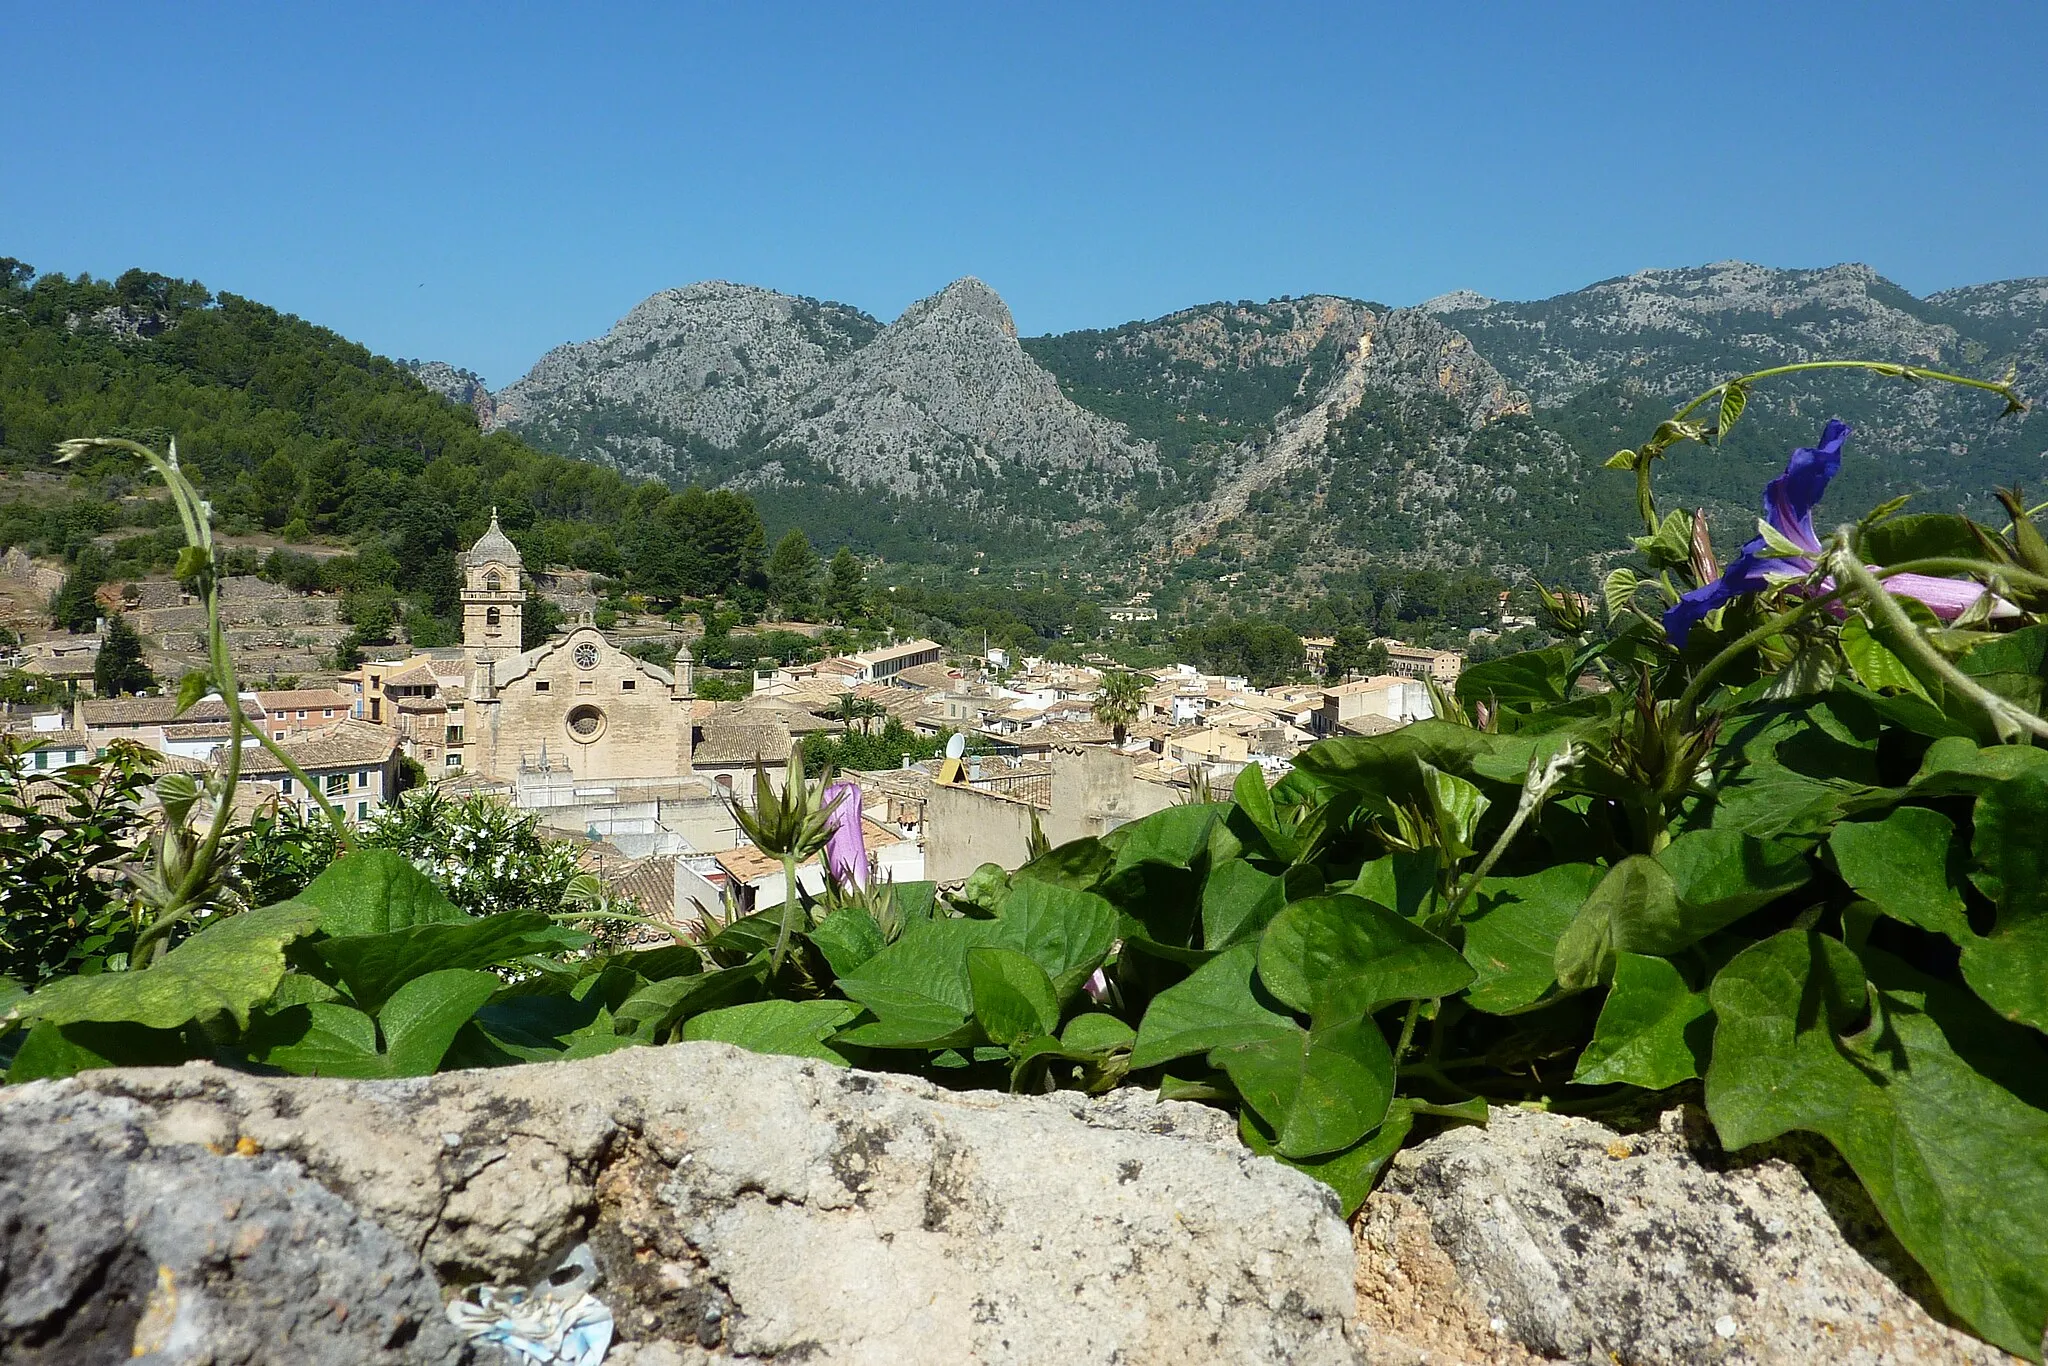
0;259;773;640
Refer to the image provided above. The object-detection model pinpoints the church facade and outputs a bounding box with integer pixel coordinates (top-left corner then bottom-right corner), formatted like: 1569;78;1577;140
459;513;695;782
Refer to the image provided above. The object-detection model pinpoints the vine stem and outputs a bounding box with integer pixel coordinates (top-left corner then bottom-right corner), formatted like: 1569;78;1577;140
1440;743;1580;926
1673;587;1848;722
1827;536;2048;744
1632;360;2028;534
61;436;354;965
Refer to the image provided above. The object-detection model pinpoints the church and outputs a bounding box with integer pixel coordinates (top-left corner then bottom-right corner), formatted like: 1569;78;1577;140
459;512;696;782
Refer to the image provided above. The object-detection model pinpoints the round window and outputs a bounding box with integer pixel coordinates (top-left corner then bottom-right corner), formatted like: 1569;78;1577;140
573;641;599;670
565;705;605;743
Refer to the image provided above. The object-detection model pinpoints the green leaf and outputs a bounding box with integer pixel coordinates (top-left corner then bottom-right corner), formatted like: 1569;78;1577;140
1708;932;2048;1359
471;990;638;1063
1128;943;1294;1070
1633;508;1697;569
1259;895;1473;1018
1013;839;1113;892
989;877;1117;1001
1656;827;1811;932
312;911;577;1014
378;969;503;1075
967;947;1061;1046
1419;761;1490;859
1572;953;1712;1088
1454;646;1574;709
613;957;769;1041
1239;1102;1415;1217
1293;722;1505;803
834;1003;981;1051
1059;1012;1136;1054
1213;1015;1394;1159
807;905;886;978
1841;614;1933;700
1200;859;1287;949
1601;567;1641;622
1229;763;1300;864
1911;736;2048;796
15;901;324;1031
1350;851;1439;923
1105;804;1222;871
1829;807;1971;939
5;1020;194;1082
259;969;499;1078
683;999;860;1064
1555;832;1810;991
1860;513;1990;568
1462;864;1605;1013
1967;769;2048;1031
1716;381;1748;439
173;670;212;717
834;917;1002;1047
1553;857;1676;991
952;862;1012;915
296;849;467;935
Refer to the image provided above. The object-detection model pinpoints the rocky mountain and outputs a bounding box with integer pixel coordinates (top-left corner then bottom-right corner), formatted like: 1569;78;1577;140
1424;262;2048;528
488;278;1153;514
400;360;496;427
465;261;2046;589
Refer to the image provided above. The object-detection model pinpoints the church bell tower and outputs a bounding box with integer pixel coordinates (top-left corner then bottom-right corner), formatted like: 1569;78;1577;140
461;509;525;658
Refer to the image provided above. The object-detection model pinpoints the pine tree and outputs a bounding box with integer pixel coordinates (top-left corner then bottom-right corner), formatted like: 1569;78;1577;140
93;615;156;697
50;547;108;633
766;529;820;618
826;547;866;621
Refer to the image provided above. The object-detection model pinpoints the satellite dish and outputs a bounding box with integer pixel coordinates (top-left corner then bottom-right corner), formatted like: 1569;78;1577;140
945;732;967;760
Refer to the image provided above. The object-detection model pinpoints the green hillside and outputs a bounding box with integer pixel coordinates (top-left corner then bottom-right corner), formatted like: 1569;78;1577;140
0;259;771;637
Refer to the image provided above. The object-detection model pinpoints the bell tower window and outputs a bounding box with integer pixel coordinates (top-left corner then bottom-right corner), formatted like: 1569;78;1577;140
486;607;501;627
485;571;502;592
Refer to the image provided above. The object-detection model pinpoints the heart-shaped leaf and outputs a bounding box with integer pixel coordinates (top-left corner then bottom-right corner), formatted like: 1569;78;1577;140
1258;895;1472;1018
1212;1014;1394;1159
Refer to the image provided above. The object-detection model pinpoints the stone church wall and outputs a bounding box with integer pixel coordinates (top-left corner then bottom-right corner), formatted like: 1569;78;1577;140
482;627;689;780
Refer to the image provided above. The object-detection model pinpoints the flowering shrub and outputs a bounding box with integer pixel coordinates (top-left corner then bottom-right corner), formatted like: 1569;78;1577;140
236;789;588;919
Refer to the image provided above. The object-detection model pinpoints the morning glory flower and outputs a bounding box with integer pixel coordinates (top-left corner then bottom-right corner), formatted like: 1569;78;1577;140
1664;420;2004;646
821;781;868;889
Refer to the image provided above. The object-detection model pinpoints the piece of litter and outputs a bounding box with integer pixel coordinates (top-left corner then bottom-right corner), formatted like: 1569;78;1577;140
1714;1315;1738;1339
446;1242;613;1364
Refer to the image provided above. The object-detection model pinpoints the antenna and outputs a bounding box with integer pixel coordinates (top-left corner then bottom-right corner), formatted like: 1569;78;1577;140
945;732;967;760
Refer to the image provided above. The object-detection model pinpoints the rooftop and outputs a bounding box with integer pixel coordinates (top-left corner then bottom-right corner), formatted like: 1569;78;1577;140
237;719;399;775
461;510;524;570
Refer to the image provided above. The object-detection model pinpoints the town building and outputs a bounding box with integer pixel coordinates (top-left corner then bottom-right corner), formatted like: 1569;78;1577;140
237;719;401;824
1376;641;1465;684
451;513;697;784
1317;675;1435;737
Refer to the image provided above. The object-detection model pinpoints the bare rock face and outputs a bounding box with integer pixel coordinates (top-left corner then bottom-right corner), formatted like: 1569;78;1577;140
761;277;1157;500
0;1085;464;1365
0;1044;1361;1365
3;1050;2020;1364
1355;1106;2019;1366
492;276;1157;504
402;360;497;428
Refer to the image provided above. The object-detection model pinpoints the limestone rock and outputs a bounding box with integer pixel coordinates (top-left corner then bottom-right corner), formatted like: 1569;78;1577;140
1357;1105;2021;1365
0;1085;463;1364
2;1044;1362;1365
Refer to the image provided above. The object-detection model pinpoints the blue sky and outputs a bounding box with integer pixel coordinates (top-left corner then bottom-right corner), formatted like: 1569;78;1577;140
4;2;2043;386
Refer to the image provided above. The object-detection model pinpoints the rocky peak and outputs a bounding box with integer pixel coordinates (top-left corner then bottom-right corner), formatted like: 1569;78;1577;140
402;360;496;427
1416;289;1497;315
898;275;1017;339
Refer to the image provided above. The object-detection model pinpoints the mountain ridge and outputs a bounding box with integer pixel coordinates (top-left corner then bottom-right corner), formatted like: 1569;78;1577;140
424;260;2047;594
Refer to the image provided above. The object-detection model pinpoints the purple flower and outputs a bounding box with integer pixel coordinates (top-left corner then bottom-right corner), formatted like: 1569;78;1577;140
1664;420;2002;646
821;781;868;889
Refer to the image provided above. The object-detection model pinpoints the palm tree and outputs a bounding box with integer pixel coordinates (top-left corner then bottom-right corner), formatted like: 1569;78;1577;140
1094;670;1147;747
